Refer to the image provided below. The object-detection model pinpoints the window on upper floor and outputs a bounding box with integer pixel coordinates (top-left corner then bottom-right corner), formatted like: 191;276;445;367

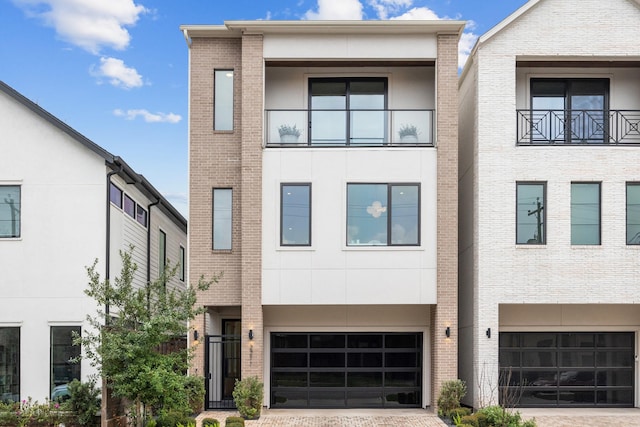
179;246;185;282
214;69;234;131
571;182;601;245
50;326;81;398
516;182;546;244
347;183;420;246
310;78;387;146
0;327;20;402
136;204;148;227
212;188;232;250
110;183;122;208
281;184;311;246
124;194;135;218
159;229;167;278
529;78;609;144
626;183;640;245
0;185;20;238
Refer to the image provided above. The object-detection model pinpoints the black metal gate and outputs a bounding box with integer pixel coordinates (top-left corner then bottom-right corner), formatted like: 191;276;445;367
205;334;241;409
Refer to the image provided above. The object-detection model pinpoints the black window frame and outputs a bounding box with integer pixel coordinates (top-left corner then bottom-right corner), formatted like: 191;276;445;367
109;183;122;209
626;182;640;245
159;229;167;278
0;185;21;238
136;204;148;228
346;183;421;247
212;188;233;251
50;326;81;398
280;183;312;247
123;193;135;218
0;327;20;402
308;77;388;146
516;182;546;245
214;69;234;131
179;245;185;282
570;182;602;245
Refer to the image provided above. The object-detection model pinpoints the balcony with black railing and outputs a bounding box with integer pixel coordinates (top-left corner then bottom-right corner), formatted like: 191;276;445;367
265;109;434;147
517;109;640;145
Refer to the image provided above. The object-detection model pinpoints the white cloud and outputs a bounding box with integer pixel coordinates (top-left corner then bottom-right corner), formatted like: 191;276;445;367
389;6;440;20
113;109;182;124
458;31;478;69
304;0;363;20
368;0;412;19
13;0;147;53
91;57;143;89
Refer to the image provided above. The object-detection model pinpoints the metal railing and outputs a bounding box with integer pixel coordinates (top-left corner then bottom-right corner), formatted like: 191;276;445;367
265;109;434;147
517;109;640;145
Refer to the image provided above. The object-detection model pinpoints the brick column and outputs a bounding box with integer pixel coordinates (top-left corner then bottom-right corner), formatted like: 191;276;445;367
240;33;264;380
432;33;460;409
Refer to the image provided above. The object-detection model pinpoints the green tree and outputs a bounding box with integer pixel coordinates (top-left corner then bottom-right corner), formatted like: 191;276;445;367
76;248;217;427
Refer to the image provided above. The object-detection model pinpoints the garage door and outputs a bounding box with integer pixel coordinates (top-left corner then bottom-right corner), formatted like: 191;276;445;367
270;332;422;408
499;332;634;407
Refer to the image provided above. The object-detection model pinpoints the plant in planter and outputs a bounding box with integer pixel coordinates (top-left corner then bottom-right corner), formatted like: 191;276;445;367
398;124;419;143
278;124;301;143
232;377;263;420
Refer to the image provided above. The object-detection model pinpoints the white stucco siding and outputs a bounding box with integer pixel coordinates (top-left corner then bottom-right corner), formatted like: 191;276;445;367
261;148;437;305
263;33;437;60
0;89;105;401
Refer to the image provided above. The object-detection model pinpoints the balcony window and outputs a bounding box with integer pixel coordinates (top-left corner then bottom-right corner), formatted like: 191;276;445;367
571;182;601;245
516;182;546;244
281;184;311;246
347;183;419;246
521;78;609;144
626;183;640;245
310;78;387;146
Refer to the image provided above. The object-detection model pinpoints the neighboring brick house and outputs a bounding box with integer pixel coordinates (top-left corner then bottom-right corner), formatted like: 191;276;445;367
459;0;640;409
0;81;187;411
181;20;462;410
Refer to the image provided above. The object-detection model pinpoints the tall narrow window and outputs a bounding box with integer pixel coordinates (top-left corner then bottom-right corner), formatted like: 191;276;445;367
159;229;167;277
281;184;311;246
136;205;148;227
123;194;135;218
0;185;20;238
347;183;419;246
214;70;234;131
179;246;185;282
0;327;20;402
213;189;232;250
571;182;601;245
626;183;640;245
109;183;122;208
516;182;546;244
50;326;81;397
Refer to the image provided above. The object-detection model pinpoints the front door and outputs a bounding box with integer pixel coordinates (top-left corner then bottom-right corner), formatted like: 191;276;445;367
222;320;241;400
205;320;241;409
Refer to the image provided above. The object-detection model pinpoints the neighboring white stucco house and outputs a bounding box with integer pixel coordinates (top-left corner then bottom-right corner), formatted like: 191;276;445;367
0;81;187;403
459;0;640;409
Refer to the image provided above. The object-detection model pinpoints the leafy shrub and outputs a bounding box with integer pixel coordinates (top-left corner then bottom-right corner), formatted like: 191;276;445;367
145;420;157;427
232;377;263;420
0;397;71;427
201;418;220;427
66;379;101;426
460;414;479;427
475;405;532;427
225;416;245;426
156;412;196;427
475;411;488;427
449;406;471;419
437;379;467;417
176;423;196;427
183;376;205;414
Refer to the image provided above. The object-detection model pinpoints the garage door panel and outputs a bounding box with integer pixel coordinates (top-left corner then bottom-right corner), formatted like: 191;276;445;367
499;332;634;407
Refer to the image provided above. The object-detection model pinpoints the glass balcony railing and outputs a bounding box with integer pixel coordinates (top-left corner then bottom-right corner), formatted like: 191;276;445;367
265;109;434;147
517;109;640;145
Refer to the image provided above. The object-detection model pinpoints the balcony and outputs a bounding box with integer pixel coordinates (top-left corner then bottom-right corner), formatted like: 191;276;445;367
265;109;434;147
517;109;640;145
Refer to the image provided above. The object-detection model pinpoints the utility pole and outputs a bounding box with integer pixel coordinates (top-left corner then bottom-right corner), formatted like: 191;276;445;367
528;197;544;243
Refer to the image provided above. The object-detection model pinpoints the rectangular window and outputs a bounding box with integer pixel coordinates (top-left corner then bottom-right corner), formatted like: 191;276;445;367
626;183;640;244
159;229;167;277
571;182;601;245
123;194;135;218
179;246;185;282
281;184;311;246
214;69;234;131
212;188;232;250
0;327;20;402
109;183;122;208
136;204;148;227
0;185;20;238
347;183;419;246
50;326;81;397
516;182;546;244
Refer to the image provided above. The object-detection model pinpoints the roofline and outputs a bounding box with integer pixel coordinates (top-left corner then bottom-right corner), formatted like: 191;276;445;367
0;80;187;232
181;20;465;44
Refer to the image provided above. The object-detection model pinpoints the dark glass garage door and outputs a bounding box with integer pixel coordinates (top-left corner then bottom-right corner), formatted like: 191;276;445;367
271;332;422;408
500;332;634;407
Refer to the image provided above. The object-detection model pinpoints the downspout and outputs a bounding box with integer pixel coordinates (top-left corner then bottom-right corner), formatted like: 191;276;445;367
146;199;160;312
105;166;122;324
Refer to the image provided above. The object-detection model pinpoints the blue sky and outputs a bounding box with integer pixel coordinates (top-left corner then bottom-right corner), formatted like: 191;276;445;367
0;0;528;217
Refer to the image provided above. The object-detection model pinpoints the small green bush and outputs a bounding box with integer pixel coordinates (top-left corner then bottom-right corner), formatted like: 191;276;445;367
184;376;205;414
156;412;196;427
202;418;220;427
232;377;263;420
225;416;245;427
437;379;467;417
449;406;472;418
460;414;479;427
66;379;101;426
145;420;157;427
475;411;488;427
